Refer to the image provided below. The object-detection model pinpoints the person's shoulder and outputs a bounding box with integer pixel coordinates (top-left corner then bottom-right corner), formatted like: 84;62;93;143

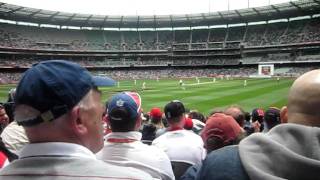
155;128;167;137
145;143;170;157
1;157;153;180
153;130;169;141
181;163;202;180
70;158;155;179
205;145;239;162
152;135;164;145
186;129;200;136
196;146;250;180
97;160;153;179
183;130;203;141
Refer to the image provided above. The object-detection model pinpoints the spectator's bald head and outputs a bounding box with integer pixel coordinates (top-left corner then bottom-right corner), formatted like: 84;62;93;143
224;105;245;127
286;70;320;126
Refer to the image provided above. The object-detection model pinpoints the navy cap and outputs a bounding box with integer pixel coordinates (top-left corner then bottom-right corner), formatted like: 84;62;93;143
92;76;116;87
264;107;280;129
107;92;141;121
164;100;185;119
15;60;114;126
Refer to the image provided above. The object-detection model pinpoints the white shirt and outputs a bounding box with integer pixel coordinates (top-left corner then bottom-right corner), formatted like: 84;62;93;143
19;142;96;159
1;121;29;155
152;129;206;165
97;131;174;180
3;142;154;180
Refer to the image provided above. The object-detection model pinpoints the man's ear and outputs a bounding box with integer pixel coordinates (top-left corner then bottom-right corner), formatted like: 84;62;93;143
69;106;88;135
104;114;109;124
135;114;142;130
280;106;288;124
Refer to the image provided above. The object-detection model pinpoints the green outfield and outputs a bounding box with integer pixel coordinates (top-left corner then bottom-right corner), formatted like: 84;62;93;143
0;77;294;115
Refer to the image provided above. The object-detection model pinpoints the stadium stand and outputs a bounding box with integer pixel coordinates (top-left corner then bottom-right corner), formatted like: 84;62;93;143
0;0;318;83
1;17;320;51
0;1;320;179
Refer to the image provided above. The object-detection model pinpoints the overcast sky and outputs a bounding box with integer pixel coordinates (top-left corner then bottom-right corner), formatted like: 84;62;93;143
2;0;296;15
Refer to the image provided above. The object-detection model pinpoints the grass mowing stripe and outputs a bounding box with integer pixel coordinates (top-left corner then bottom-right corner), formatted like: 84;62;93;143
142;79;285;102
196;81;292;107
267;98;288;109
197;81;290;100
0;78;294;114
140;80;293;113
232;88;290;112
179;81;292;113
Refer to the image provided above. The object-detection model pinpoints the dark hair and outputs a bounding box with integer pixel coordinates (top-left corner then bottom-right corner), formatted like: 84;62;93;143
188;111;206;123
1;102;14;123
166;116;183;124
206;132;246;153
151;117;161;124
234;112;245;124
206;136;227;153
141;124;157;141
144;113;150;122
244;112;251;121
108;107;138;132
162;117;169;128
266;121;280;130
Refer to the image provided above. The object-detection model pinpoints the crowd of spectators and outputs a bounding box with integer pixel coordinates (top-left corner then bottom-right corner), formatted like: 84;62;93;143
295;54;320;62
1;65;317;84
242;52;320;64
0;73;21;84
0;60;319;179
8;51;320;70
286;66;318;75
193;70;320;180
0;18;319;51
96;67;257;80
0;57;241;68
260;53;294;62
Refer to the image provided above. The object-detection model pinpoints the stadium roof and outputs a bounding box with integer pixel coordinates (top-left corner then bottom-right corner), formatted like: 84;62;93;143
0;0;319;28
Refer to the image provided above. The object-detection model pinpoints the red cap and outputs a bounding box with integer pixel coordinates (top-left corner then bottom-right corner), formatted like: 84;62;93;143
201;113;241;146
149;107;163;120
184;117;193;130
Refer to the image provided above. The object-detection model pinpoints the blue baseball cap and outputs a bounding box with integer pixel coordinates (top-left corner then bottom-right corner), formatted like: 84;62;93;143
15;60;114;126
92;76;116;87
107;92;141;121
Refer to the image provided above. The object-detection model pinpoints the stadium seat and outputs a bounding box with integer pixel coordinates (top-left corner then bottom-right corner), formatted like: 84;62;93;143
171;161;193;179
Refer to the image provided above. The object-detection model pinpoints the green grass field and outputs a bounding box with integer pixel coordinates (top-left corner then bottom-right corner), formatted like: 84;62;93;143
0;77;294;115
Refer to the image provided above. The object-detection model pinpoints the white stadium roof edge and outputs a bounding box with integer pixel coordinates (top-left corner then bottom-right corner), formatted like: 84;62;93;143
0;0;319;29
